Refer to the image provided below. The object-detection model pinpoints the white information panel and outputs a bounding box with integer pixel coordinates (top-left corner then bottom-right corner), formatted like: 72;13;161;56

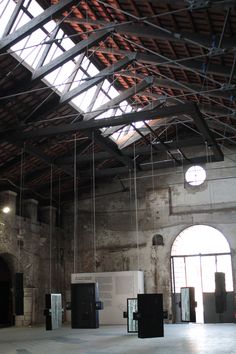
71;271;144;325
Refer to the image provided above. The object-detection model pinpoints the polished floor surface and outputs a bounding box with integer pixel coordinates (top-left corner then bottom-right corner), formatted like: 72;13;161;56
0;323;235;354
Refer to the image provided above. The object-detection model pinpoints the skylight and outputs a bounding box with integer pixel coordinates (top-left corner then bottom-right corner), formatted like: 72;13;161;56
0;0;140;145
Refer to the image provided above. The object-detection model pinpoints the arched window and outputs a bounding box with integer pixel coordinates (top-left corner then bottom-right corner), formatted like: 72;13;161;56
171;225;233;323
171;225;230;255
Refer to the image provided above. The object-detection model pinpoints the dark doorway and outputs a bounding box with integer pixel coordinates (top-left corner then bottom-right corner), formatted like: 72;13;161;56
0;257;13;326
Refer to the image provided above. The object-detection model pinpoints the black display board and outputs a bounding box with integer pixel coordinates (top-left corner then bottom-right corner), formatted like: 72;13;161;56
71;283;99;328
137;293;164;339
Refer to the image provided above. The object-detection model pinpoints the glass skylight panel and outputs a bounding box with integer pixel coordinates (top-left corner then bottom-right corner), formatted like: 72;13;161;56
102;79;111;91
28;0;44;16
0;1;16;37
11;9;30;33
109;86;119;99
1;0;137;144
115;108;123;116
73;85;98;112
135;121;143;128
81;56;91;72
50;60;76;93
44;67;62;87
31;43;46;69
60;35;74;51
93;91;109;110
11;36;31;57
43;42;63;65
43;20;58;34
68;69;83;91
87;61;99;77
124;105;132;113
72;90;89;109
95;108;115;120
15;29;46;67
112;131;121;140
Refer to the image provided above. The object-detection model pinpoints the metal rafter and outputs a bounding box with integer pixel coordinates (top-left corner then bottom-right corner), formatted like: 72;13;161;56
32;27;113;81
118;71;236;100
62;16;236;49
103;98;166;137
5;103;198;141
89;47;234;78
84;76;154;121
24;144;74;177
60;54;137;104
118;0;236;10
0;0;78;52
191;105;224;161
55;137;204;164
89;130;135;170
80;155;219;178
1;0;25;38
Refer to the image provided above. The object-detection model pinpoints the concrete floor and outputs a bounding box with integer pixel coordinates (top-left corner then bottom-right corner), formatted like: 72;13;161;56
0;324;235;354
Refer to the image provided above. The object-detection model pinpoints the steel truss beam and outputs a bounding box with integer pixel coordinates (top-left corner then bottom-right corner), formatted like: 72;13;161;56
0;0;78;52
103;98;165;137
119;72;236;100
24;144;74;177
84;76;154;121
32;27;113;81
6;103;198;141
55;137;204;164
89;131;135;170
63;17;236;49
89;47;233;78
60;54;136;104
191;105;223;161
80;155;220;178
2;0;25;38
119;0;236;10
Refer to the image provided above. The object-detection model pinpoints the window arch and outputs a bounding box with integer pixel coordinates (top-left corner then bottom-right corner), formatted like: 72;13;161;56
171;225;233;323
171;225;230;256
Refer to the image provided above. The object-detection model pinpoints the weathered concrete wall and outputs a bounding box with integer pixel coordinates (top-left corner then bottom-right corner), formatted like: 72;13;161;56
71;153;236;321
1;150;236;326
0;194;65;326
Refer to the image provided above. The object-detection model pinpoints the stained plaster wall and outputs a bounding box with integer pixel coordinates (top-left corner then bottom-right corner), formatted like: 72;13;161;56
73;153;236;321
1;151;236;326
0;194;64;326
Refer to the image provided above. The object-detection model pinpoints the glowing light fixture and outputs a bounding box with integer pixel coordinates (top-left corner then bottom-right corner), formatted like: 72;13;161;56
2;206;11;214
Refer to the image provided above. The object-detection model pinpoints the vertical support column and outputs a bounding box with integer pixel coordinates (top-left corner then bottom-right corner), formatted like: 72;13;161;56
0;190;17;217
40;206;57;226
22;199;38;222
24;288;37;326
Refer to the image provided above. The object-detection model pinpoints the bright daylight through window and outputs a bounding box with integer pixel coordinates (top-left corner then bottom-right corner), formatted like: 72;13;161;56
185;165;206;186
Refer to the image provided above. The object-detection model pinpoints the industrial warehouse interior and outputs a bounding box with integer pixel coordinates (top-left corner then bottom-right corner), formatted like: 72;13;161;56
0;0;236;353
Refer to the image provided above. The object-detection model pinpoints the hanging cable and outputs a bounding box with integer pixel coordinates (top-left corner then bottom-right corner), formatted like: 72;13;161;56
133;142;140;270
73;134;77;274
49;164;53;293
58;174;61;228
129;169;133;226
150;142;156;233
92;131;97;272
18;145;25;272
